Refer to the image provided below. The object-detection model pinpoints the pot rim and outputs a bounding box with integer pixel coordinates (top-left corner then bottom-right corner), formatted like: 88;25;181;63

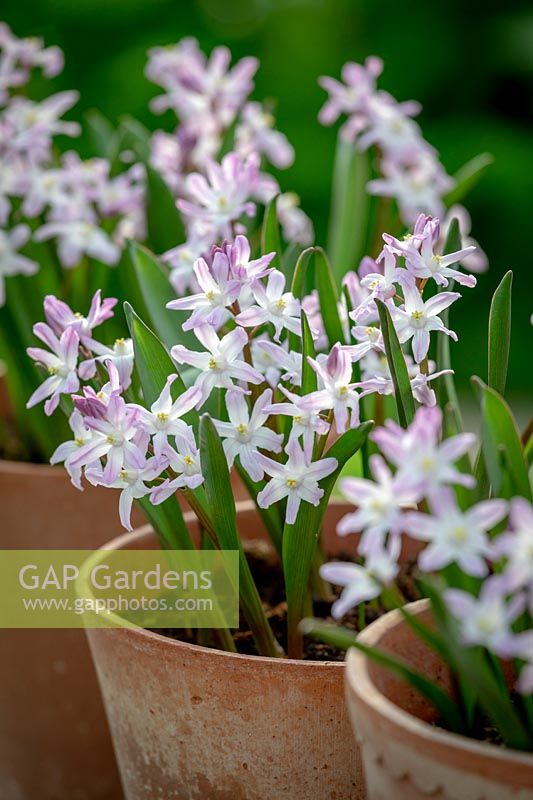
82;498;346;670
346;599;533;766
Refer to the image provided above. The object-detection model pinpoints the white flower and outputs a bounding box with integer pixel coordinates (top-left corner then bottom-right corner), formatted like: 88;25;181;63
26;324;79;415
130;375;201;458
266;386;329;456
300;345;360;434
150;429;204;504
34;220;120;269
236;270;301;341
391;281;460;363
256;438;337;525
50;410;94;489
87;457;161;531
91;338;135;390
171;325;263;407
213;389;283;481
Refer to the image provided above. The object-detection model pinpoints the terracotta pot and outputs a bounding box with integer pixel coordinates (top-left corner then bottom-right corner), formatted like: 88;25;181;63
0;459;134;800
83;501;370;800
345;599;533;800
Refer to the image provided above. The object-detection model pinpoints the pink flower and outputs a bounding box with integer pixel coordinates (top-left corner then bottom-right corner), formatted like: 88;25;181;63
318;57;383;141
34;220;120;269
235;102;294;168
0;225;38;305
150;430;204;504
130;375;201;458
266;386;329;456
167;251;241;330
300;345;360;434
43;290;117;345
26;324;80;415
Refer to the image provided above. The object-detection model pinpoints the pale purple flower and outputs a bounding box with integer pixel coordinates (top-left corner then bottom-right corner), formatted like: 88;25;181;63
391;281;461;363
49;410;94;489
358;245;406;305
511;632;533;695
338;454;422;554
222;234;275;286
344;324;384;362
70;393;147;484
167;251;241;330
301;345;360;434
368;154;454;225
178;152;268;239
358;92;425;159
400;217;477;288
266;386;329;456
404;489;508;577
318;57;383;141
163;234;211;295
320;536;400;619
440;206;488;274
34;220;120;269
150;430;204;504
149;130;184;193
0;225;38;305
171;325;263;406
90;338;134;391
277;193;314;246
43;290;117;346
26;324;79;415
236;270;301;341
130;375;201;458
492;497;533;594
235;102;294;168
372;407;476;494
445;577;525;658
0;24;63;102
213;388;282;481
4;92;80;159
256;438;337;525
87;456;161;531
251;339;302;387
357;364;452;408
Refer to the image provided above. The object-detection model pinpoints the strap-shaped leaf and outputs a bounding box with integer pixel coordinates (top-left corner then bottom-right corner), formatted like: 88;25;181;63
261;197;282;272
145;165;185;254
291;246;345;347
376;299;415;428
137;495;194;551
300;618;465;734
444;153;494;207
283;422;373;658
124;302;187;406
301;310;317;396
129;241;196;350
200;415;283;657
327;136;370;283
488;270;512;396
474;377;531;500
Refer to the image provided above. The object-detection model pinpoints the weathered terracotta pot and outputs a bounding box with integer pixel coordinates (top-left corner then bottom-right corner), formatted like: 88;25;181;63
345;599;533;800
84;502;368;800
0;459;132;800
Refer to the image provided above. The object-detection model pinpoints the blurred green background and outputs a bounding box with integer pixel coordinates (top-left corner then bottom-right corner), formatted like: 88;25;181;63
3;0;532;404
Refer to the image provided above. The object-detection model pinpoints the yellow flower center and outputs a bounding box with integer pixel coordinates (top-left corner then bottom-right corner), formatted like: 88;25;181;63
451;525;467;542
411;310;424;320
286;478;298;488
208;357;217;370
156;412;169;422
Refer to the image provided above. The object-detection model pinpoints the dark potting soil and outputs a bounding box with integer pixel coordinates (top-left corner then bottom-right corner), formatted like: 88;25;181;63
153;538;421;662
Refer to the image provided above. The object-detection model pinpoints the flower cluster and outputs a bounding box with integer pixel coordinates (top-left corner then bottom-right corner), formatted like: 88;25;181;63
319;57;454;224
323;405;532;697
0;25;145;304
146;38;313;293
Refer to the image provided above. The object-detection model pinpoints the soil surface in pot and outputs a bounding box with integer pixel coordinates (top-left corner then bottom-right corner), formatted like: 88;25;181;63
153;538;421;661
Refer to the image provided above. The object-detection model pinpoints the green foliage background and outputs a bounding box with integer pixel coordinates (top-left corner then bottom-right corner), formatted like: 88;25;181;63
3;0;532;399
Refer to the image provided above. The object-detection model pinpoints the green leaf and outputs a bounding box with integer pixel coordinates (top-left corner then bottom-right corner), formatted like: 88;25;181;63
117;115;151;161
299;618;465;734
261;197;282;272
200;415;283;657
301;310;317;396
488;271;512;396
85;109;117;159
283;422;373;658
233;463;283;555
291;246;345;347
376;299;415;428
129;240;196;350
124;302;187;407
145;165;185;254
137;495;194;551
474;378;531;500
327;136;370;283
444;153;494;207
